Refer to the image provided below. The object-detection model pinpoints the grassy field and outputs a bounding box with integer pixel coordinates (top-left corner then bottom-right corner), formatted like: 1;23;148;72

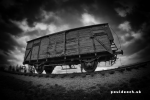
0;69;150;100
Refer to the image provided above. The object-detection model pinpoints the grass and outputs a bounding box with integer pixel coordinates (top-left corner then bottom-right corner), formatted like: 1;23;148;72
0;71;150;100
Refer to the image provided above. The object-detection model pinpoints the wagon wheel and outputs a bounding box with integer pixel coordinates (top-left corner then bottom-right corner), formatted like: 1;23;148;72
34;64;44;74
81;60;98;73
44;66;55;74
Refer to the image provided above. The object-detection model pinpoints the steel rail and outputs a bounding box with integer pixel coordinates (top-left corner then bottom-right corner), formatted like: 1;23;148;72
2;60;150;78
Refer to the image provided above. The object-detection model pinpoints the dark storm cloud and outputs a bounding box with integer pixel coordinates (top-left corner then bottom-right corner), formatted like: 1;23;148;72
0;14;23;54
124;34;134;42
0;32;20;52
0;0;123;29
41;10;82;28
0;0;149;66
0;49;9;65
126;1;150;31
0;0;58;65
50;0;124;26
0;32;23;65
25;30;39;37
25;29;49;38
117;0;150;61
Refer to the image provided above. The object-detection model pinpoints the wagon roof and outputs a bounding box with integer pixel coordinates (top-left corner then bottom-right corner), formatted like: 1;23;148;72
27;23;109;43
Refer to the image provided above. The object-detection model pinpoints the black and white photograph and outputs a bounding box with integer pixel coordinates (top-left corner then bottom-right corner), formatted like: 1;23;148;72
0;0;150;100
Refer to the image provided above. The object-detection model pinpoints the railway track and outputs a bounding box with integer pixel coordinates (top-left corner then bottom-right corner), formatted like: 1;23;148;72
2;60;150;79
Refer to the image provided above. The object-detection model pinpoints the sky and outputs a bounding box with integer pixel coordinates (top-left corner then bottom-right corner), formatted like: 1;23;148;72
0;0;150;73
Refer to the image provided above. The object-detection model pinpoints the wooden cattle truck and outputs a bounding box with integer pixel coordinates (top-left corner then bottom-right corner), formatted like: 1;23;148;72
23;23;123;74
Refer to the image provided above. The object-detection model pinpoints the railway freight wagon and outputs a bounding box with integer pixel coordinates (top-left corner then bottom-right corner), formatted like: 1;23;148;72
23;23;123;74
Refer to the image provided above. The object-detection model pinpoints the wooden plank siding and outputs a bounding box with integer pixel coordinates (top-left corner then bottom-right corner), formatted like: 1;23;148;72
48;33;65;57
94;35;112;53
66;30;78;55
38;37;49;59
24;24;113;62
31;46;39;60
30;39;41;60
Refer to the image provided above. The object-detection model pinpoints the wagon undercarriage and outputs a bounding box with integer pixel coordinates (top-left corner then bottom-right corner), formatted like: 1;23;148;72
28;50;123;74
